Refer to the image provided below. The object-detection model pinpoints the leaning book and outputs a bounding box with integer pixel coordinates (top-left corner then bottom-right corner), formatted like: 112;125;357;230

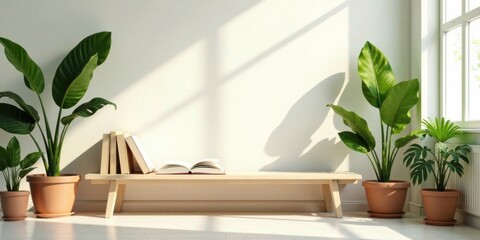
156;159;225;174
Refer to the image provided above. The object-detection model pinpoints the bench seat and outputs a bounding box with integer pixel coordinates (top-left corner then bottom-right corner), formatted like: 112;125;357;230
85;171;362;218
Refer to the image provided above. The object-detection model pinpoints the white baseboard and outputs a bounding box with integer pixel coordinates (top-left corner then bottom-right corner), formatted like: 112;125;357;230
452;209;480;227
460;211;480;228
408;201;424;216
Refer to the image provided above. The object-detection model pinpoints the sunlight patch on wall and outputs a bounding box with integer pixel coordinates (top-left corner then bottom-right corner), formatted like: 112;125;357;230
64;38;211;161
65;0;358;171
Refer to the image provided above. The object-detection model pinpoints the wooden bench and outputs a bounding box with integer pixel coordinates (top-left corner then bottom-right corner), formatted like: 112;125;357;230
85;171;361;218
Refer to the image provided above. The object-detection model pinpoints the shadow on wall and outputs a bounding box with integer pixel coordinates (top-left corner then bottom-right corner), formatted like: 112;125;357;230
262;73;347;172
61;140;109;201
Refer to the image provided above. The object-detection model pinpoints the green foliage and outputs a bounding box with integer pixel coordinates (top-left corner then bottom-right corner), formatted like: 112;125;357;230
327;104;376;151
422;117;461;142
358;41;396;108
0;137;41;191
328;41;420;182
403;117;471;191
0;32;116;176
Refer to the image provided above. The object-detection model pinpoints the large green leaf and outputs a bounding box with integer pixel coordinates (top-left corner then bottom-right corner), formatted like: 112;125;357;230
358;41;396;108
0;103;35;134
61;97;116;125
395;130;422;148
327;104;375;150
455;145;471;163
447;161;464;176
402;143;437;186
380;79;419;134
0;37;45;93
0;91;40;121
6;136;20;168
0;147;7;171
52;31;111;109
338;131;369;153
53;54;99;109
409;159;434;185
20;152;42;170
19;167;36;178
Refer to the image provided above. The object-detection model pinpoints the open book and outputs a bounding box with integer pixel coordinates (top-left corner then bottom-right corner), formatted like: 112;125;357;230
156;159;225;174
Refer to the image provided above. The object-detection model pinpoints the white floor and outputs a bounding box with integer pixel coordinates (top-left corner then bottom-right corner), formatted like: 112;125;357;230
1;212;480;240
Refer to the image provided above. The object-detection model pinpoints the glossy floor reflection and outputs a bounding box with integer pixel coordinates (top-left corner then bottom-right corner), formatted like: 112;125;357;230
1;212;479;239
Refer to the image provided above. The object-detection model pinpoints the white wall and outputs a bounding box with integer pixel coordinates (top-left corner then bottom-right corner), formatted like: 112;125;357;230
0;0;411;211
409;0;440;215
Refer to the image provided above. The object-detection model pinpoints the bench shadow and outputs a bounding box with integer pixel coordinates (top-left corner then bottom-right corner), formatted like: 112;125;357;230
261;73;348;172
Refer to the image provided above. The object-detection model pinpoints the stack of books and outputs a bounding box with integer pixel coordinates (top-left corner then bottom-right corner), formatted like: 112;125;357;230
99;132;225;175
100;131;156;174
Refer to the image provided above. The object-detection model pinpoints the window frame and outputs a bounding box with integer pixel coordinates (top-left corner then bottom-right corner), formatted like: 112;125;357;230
440;0;480;129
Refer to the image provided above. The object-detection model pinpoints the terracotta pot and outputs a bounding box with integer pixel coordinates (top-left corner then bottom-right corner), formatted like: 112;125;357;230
26;174;80;218
362;180;410;218
0;191;30;221
421;189;459;226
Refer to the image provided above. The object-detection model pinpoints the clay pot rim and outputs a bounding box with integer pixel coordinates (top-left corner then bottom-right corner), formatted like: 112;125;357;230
421;188;459;197
362;180;411;188
0;191;30;196
26;174;80;183
421;188;459;192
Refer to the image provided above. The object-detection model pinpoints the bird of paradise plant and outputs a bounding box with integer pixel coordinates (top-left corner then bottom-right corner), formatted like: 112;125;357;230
0;32;116;176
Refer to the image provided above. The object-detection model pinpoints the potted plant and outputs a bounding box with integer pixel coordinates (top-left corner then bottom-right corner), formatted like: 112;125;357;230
403;117;470;226
327;41;419;218
0;137;42;221
0;32;116;217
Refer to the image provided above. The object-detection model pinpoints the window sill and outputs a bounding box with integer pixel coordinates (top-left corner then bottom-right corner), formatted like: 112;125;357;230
454;120;480;133
460;128;480;134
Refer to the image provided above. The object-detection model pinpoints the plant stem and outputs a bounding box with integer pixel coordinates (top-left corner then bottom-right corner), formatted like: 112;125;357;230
444;169;452;191
435;159;440;189
50;107;64;176
1;169;9;191
29;132;48;173
380;109;386;180
36;93;56;175
372;150;383;181
367;152;380;180
12;167;19;191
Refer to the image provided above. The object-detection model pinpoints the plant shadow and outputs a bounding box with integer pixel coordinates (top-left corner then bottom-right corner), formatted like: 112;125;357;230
261;73;348;172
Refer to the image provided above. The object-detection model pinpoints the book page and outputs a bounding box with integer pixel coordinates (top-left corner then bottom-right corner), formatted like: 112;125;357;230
156;160;192;174
191;159;225;174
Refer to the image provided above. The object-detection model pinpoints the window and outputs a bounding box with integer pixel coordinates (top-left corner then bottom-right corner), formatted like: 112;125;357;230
441;0;480;127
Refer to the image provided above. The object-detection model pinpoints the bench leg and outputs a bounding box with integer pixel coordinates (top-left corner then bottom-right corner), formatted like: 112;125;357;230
114;184;126;213
322;180;343;218
322;183;333;212
330;180;342;218
105;180;119;218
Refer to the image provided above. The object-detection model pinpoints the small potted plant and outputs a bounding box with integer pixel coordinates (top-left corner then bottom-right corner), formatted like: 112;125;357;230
403;117;471;226
0;137;42;221
0;32;116;217
327;41;419;218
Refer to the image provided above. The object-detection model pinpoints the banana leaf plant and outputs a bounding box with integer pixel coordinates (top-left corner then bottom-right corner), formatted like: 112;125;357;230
0;32;116;176
403;117;471;191
0;137;42;191
327;41;419;182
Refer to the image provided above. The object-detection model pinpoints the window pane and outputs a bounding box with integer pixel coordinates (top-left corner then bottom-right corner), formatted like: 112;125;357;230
468;19;480;120
445;0;462;22
444;27;463;121
469;0;480;10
